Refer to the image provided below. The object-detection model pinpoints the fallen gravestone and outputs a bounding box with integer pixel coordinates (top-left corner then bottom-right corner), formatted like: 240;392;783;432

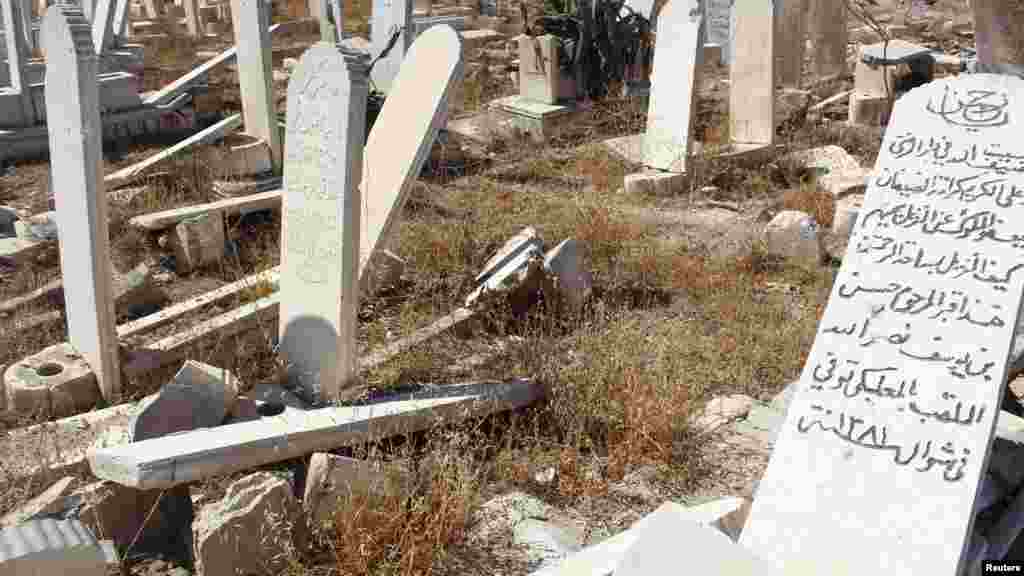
742;74;1024;574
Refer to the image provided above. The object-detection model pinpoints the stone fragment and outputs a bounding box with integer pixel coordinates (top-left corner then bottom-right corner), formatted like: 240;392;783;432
0;477;78;528
303;453;415;531
171;212;225;274
129;360;240;442
466;227;545;313
0;518;117;575
542;238;592;314
193;472;304;576
111;262;169;319
360;249;406;295
472;492;584;570
4;342;102;418
787;145;870;198
693;394;756;435
763;210;823;266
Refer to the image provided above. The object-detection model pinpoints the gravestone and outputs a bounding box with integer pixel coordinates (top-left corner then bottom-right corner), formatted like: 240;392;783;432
359;25;462;286
231;0;281;171
279;42;370;404
775;0;805;88
370;0;412;93
42;4;121;403
808;0;846;78
641;0;702;173
729;0;773;147
2;0;33;126
703;0;730;62
741;74;1024;575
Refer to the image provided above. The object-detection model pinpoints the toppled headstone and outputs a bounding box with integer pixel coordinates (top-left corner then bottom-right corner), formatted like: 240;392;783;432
763;210;823;266
129;360;241;441
170;212;225;274
466;227;545;313
0;518;117;575
541;238;592;314
0;477;78;528
303;453;415;531
193;472;304;576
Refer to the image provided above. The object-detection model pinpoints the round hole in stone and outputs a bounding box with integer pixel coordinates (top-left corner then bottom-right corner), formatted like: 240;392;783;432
36;362;64;377
257;401;286;417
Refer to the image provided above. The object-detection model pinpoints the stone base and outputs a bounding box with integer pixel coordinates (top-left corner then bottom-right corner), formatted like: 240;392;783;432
3;342;102;418
848;91;892;126
603;133;703;173
623;169;689;196
487;95;580;143
709;142;783;167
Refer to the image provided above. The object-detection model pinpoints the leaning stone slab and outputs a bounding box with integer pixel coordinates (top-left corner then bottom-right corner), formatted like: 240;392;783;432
89;379;542;489
0;518;117;575
130;360;241;442
465;226;545;312
742;75;1024;576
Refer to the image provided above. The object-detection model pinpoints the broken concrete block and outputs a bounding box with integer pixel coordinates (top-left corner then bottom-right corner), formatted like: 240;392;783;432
360;249;406;295
3;342;102;418
692;394;755;435
193;472;305;576
542;238;592;314
466;227;545;313
171;212;225;274
111;262;169;319
0;518;117;575
0;477;78;528
787;145;869;198
763;210;824;267
130;360;241;442
303;453;415;531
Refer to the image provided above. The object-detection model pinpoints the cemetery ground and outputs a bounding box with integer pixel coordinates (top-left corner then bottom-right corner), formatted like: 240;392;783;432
0;2;1001;574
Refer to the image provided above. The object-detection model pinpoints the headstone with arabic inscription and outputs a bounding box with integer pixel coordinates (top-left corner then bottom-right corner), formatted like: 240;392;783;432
741;74;1024;575
278;42;370;405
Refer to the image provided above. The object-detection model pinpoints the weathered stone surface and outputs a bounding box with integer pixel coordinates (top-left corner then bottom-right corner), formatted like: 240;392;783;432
622;168;687;196
4;342;102;418
303;453;414;531
193;472;304;576
693;394;755;435
787;145;869;198
111;262;168;319
763;210;823;266
472;492;584;570
0;518;117;574
466;227;545;313
130;360;240;442
541;238;592;314
360;249;406;295
171;212;225;274
0;477;78;528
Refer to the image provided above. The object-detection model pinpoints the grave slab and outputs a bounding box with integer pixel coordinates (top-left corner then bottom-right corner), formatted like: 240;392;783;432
43;4;121;403
741;74;1024;576
278;42;370;404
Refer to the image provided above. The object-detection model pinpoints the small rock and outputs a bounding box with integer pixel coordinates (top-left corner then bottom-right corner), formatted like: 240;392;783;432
361;249;406;295
693;394;756;434
171;212;225;274
112;262;169;319
0;476;78;527
763;210;824;267
466;227;545;314
303;453;414;532
193;472;305;576
542;238;593;314
534;466;556;484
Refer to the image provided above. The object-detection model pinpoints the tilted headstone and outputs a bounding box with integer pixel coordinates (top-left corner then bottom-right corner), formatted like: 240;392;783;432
641;0;702;173
742;74;1024;575
230;0;282;171
279;42;370;404
729;0;774;147
369;0;412;93
43;4;121;402
359;25;463;284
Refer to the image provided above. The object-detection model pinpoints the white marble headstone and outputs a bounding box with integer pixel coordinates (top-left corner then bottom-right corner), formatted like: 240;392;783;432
359;25;462;282
641;0;702;173
279;43;370;404
43;4;121;402
741;74;1024;576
